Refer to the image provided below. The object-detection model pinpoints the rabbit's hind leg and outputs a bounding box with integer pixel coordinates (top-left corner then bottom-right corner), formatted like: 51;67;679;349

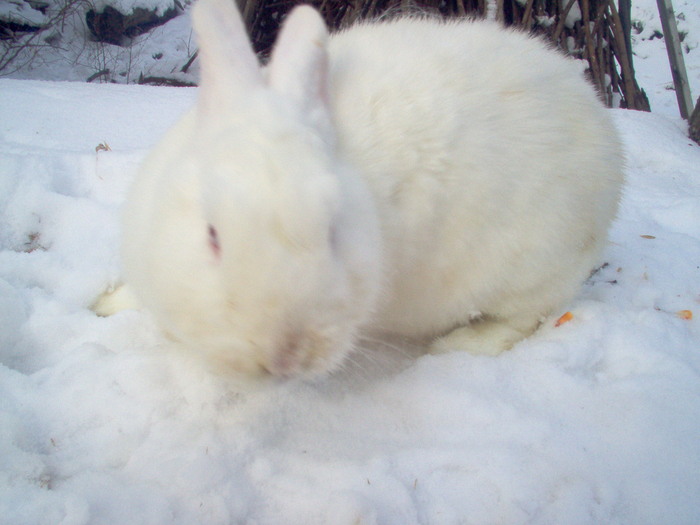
429;314;542;357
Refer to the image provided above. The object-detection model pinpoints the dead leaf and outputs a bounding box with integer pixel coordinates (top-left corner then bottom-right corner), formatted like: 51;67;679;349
677;310;693;320
555;311;574;327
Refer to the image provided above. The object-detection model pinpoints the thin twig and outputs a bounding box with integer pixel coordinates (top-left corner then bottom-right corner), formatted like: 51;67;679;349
552;0;579;43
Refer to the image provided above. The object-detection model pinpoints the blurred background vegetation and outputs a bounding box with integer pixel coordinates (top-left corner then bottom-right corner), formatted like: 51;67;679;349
1;0;649;109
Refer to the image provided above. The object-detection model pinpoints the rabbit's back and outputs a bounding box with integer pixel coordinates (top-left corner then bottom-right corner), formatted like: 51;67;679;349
327;18;623;338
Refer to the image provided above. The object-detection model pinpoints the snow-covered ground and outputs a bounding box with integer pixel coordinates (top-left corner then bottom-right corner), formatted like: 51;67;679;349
632;0;699;117
1;1;700;524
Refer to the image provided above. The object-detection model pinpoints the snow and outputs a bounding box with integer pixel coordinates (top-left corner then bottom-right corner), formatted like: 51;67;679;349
90;0;178;17
1;1;700;524
1;4;196;84
561;0;582;29
0;1;47;26
632;0;700;116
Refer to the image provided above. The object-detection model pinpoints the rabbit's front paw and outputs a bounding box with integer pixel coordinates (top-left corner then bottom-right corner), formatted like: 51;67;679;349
92;284;140;317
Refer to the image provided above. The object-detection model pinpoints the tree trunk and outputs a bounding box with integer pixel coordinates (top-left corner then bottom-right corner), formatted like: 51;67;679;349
689;97;700;145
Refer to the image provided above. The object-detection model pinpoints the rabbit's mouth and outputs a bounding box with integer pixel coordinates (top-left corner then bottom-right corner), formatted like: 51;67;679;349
261;327;350;379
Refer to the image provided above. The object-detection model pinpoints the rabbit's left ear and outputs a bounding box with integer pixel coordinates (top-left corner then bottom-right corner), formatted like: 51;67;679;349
267;6;331;130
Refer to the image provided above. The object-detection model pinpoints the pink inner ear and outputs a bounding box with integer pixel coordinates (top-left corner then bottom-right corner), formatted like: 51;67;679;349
208;224;221;260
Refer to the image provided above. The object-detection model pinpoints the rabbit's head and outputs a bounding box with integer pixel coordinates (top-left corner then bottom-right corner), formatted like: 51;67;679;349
121;0;382;378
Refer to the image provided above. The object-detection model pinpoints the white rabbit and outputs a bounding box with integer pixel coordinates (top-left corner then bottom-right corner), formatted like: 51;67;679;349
114;0;623;377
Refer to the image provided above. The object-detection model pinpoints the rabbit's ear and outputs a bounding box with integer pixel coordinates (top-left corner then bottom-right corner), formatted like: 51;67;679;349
267;6;331;130
192;0;263;114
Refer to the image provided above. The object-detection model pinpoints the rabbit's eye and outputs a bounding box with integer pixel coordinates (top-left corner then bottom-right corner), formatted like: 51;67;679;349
208;224;221;259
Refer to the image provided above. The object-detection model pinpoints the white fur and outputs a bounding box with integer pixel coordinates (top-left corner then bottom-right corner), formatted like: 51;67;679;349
117;0;623;377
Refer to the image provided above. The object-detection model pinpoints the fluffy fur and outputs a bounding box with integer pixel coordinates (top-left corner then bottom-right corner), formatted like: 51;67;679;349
116;0;623;377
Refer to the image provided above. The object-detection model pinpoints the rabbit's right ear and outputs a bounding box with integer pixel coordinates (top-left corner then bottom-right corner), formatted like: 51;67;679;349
192;0;263;115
